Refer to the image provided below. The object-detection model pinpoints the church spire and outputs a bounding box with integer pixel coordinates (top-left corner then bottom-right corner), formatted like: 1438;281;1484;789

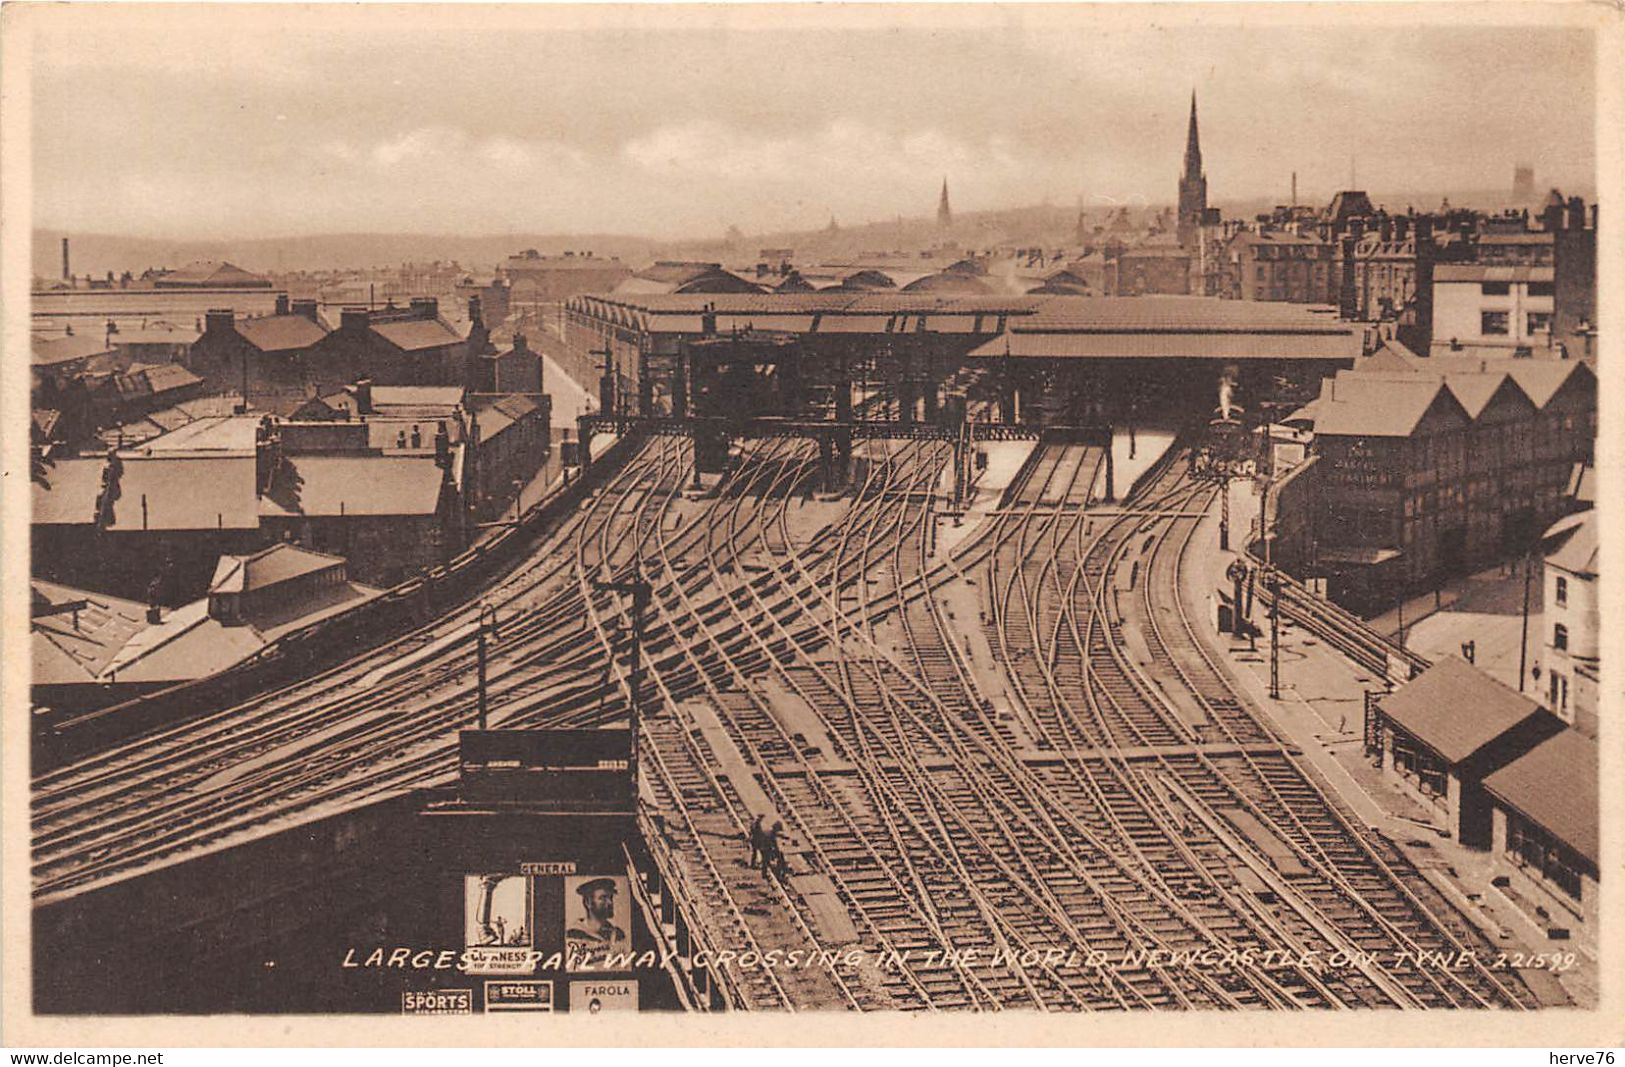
1183;90;1202;178
1176;90;1208;249
937;177;953;228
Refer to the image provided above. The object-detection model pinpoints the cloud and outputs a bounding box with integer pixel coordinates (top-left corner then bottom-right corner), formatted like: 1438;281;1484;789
24;13;1595;240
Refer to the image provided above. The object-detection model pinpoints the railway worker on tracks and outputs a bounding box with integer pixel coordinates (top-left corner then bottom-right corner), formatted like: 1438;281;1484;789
747;814;766;870
764;820;789;880
759;820;782;878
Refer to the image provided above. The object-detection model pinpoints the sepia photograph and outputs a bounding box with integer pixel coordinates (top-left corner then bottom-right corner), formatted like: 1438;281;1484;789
1;0;1619;1050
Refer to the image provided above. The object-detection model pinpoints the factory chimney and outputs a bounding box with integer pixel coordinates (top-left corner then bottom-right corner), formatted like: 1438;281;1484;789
61;237;70;282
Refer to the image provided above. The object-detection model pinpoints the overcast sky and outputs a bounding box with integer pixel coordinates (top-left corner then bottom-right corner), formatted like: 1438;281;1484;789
26;6;1596;241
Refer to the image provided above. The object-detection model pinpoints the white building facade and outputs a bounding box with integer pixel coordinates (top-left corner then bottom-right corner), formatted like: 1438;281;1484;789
1538;510;1597;735
1432;264;1555;352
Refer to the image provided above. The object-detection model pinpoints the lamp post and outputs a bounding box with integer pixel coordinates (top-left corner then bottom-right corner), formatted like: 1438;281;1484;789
475;603;501;731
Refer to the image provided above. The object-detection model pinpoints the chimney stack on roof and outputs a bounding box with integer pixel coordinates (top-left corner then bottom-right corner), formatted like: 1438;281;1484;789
291;299;320;323
434;421;451;469
205;308;235;335
274;293;290;317
1566;196;1586;231
341;307;370;333
1338;235;1358;321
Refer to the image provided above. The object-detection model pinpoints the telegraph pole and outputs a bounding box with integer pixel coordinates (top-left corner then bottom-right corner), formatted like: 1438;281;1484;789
1268;571;1282;699
592;572;653;794
1518;545;1535;692
476;603;500;731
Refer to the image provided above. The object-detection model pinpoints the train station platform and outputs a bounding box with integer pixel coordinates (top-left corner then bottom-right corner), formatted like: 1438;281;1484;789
933;426;1178;561
1095;425;1178;502
1179;480;1589;1007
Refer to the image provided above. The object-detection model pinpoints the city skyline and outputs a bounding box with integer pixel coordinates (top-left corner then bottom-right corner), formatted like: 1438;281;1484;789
26;6;1597;242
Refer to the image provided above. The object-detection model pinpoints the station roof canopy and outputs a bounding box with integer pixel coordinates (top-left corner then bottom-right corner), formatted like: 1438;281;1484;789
972;331;1359;362
1378;657;1553;765
1483;729;1597;866
569;292;1362;360
968;296;1360;362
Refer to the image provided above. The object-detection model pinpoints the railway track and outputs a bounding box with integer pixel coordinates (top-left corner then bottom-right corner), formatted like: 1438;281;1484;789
981;443;1538;1009
33;424;1542;1012
628;436;1539;1010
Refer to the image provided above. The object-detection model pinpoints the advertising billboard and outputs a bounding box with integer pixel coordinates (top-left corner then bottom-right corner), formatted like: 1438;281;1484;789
463;874;533;975
484;980;554;1012
562;875;631;971
569;980;638;1013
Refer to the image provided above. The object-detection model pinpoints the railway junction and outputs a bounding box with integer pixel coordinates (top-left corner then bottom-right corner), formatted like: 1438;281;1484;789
29;302;1575;1014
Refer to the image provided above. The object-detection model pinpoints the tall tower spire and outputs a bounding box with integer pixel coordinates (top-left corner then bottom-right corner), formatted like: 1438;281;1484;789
1177;90;1208;249
937;177;953;229
1184;91;1202;177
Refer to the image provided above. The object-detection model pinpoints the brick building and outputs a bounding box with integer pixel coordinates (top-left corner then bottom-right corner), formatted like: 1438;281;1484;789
312;298;474;387
1483;729;1598;952
1342;221;1423;323
468;332;545;394
29;397;488;598
1474;231;1554;267
31;456;114;588
1376;657;1564;849
187;296;331;414
260;449;461;587
1545;195;1597;359
1306;374;1470;609
466;393;552;523
455;275;512;325
1214;230;1332;304
1105;244;1195;296
1373;350;1596;523
1293;352;1594;612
